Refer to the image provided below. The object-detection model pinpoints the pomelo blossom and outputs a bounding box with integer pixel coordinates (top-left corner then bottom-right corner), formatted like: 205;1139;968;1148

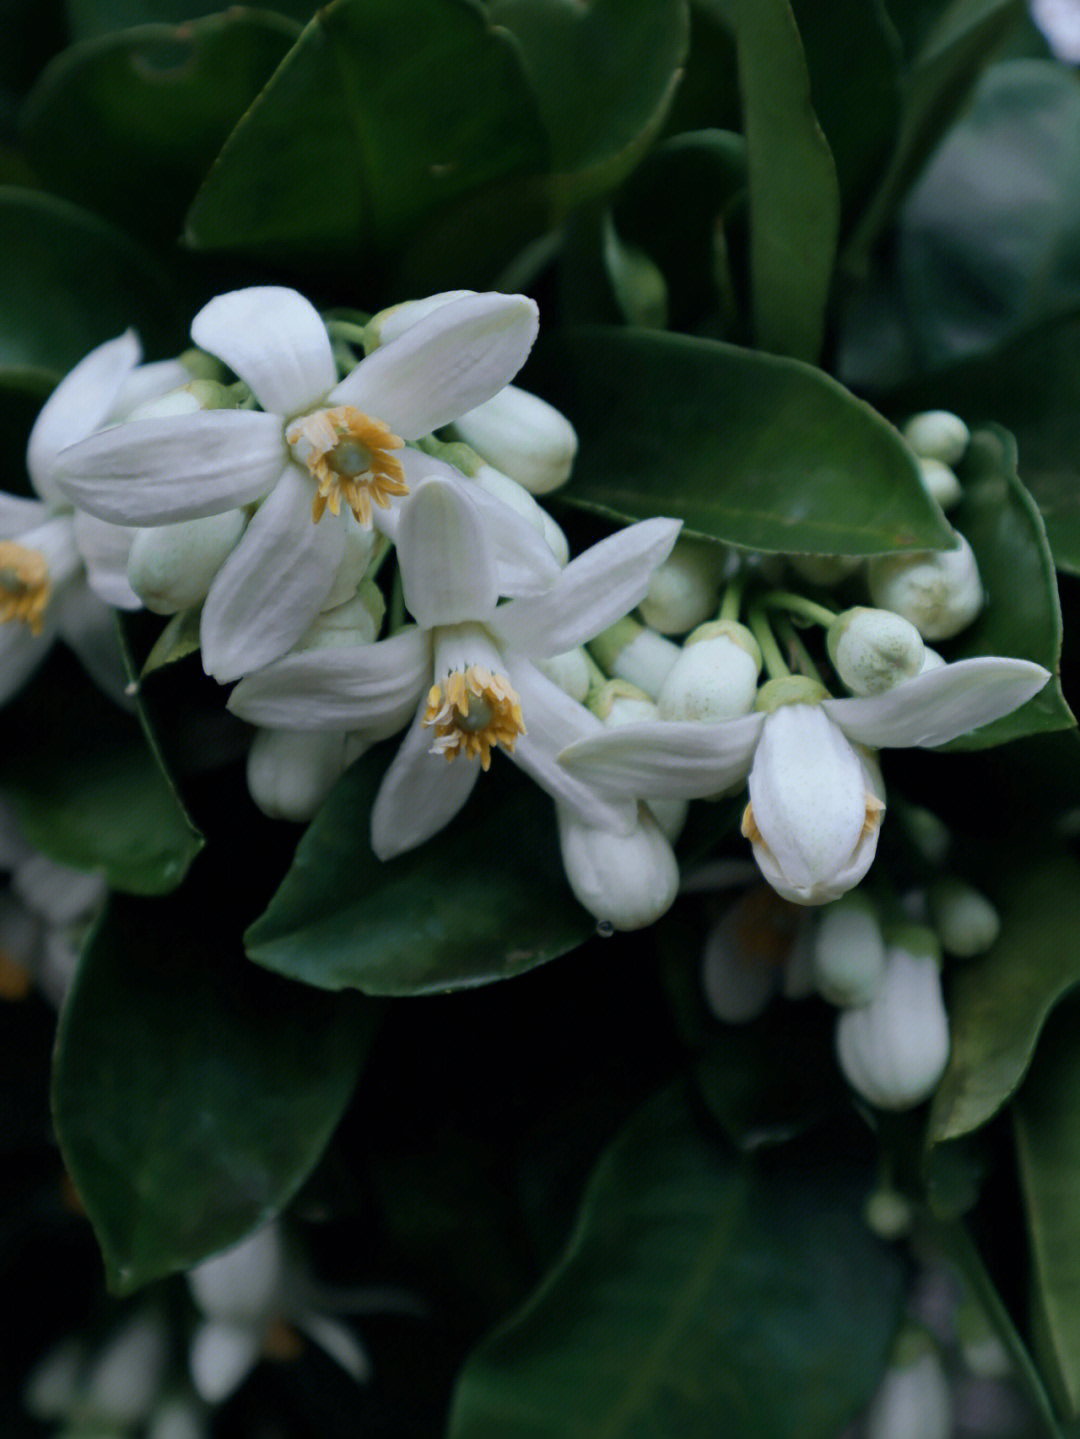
228;475;681;859
559;660;1050;905
54;286;542;681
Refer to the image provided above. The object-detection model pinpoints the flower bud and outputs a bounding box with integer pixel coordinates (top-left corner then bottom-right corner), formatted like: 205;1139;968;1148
556;802;679;931
700;885;802;1023
589;617;680;698
590;681;689;842
902;410;970;467
188;1221;283;1322
657;621;761;722
296;581;384;651
866;1331;951;1439
321;520;380;609
868;534;984;640
863;1184;913;1240
190;1319;263;1405
899;803;952;865
472;461;569;564
928;878;1000;958
127;379;235;421
919;646;946;674
637;538;727;635
787;553;864;587
450;385;577;495
917;457;963;511
127;510;248;615
827;607;925;695
835;928;950;1110
812;890;887;1006
247;727;368;822
535;647;591;703
363;291;473;349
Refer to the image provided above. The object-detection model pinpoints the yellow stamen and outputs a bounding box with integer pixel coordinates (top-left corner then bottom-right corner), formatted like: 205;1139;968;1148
742;791;886;846
286;406;407;528
0;541;50;635
422;666;526;771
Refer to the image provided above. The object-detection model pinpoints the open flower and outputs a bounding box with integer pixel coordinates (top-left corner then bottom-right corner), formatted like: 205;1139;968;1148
54;287;540;680
559;660;1050;905
229;476;681;857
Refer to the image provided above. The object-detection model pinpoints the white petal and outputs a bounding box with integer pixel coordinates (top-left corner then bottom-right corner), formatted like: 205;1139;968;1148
329;292;539;439
295;1313;371;1384
55;410;286;524
228;625;431;731
54;582;131;704
487;517;682;658
467;482;562;596
558;713;764;799
397;476;498;628
370;704;481;859
0;611;52;704
509;660;638;833
191;287;337;417
189;1320;261;1405
73;511;141;610
27;330;141;501
200;465;344;682
0;493;49;534
187;1222;283;1323
113;358;191;415
823;657;1052;749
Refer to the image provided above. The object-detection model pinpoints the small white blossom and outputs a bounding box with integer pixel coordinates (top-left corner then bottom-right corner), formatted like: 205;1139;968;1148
902;411;970;467
657;620;761;722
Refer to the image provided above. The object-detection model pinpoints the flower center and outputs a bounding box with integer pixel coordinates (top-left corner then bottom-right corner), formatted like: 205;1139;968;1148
423;666;526;771
0;541;50;635
285;406;407;527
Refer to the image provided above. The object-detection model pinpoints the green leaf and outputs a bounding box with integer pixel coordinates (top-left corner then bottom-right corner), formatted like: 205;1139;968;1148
696;0;840;363
23;13;300;245
928;846;1080;1145
1014;995;1080;1422
940;426;1073;749
526;327;954;555
185;0;549;286
0;652;202;895
448;1082;905;1439
0;188;181;389
488;0;689;207
140;607;202;677
245;746;593;995
53;890;374;1294
65;0;319;38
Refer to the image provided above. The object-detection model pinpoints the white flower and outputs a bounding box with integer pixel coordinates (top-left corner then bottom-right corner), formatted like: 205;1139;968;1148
559;659;1050;905
229;476;681;858
556;802;679;930
55;287;541;681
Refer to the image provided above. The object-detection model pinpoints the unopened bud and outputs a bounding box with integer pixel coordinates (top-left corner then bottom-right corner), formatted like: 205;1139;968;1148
956;1299;1012;1379
787;552;864;587
535;647;591;703
247;727;367;822
900;803;952;865
868;534;984;640
919;646;946;674
928;878;1000;957
917;457;962;511
638;538;726;635
296;581;384;651
127;379;234;421
472;461;569;565
657;621;761;721
828;607;925;695
902;410;970;467
451;385;577;495
556;803;679;930
128;510;248;614
321;521;379;609
813;891;886;1006
863;1185;913;1240
589;617;680;698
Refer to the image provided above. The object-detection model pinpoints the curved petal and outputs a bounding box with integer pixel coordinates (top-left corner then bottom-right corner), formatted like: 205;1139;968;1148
370;704;481;859
468;483;561;597
73;511;140;610
191;287;336;417
329;292;539;439
113;358;190;415
189;1320;261;1405
0;612;53;705
54;410;286;524
53;582;131;705
228;625;431;731
488;517;682;659
27;330;141;502
0;493;49;535
823;657;1052;749
510;660;637;833
200;465;343;682
558;711;764;800
397;477;498;628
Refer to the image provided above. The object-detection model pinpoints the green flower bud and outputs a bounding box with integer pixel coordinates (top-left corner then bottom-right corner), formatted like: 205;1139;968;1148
787;552;864;587
827;606;925;695
863;1185;913;1240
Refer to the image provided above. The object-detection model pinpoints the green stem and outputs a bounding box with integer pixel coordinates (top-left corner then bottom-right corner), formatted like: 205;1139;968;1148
759;590;839;629
718;574;745;624
582;648;609;691
747;605;789;680
325;319;371;348
364;533;393;582
775;615;825;685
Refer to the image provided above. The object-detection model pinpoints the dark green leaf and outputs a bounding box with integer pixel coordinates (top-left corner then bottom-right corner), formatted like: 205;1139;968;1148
448;1082;905;1439
245;745;593;995
527;327;954;555
696;0;839;362
53;890;373;1293
66;0;319;38
928;846;1080;1145
0;188;181;389
23;13;300;245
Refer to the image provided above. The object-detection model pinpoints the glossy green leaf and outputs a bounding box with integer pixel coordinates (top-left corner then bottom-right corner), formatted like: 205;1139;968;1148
449;1082;905;1439
23;13;300;244
1014;996;1080;1422
53;890;373;1294
527;327;953;555
0;653;201;895
245;746;593;995
697;0;839;362
0;188;181;390
928;846;1080;1145
940;426;1073;748
185;0;549;286
488;0;689;207
66;0;318;38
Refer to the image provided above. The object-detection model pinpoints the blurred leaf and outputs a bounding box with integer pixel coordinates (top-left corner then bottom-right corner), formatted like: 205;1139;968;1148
66;0;319;37
140;606;201;676
53;890;373;1294
921;1133;988;1219
246;745;593;995
928;845;1080;1145
23;12;300;245
0;652;202;895
0;188;181;390
448;1082;905;1439
940;426;1073;748
527;327;954;555
1014;996;1080;1422
697;0;839;363
601;211;668;329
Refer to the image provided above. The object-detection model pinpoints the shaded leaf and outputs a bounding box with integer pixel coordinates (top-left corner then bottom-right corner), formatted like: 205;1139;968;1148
66;0;319;38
